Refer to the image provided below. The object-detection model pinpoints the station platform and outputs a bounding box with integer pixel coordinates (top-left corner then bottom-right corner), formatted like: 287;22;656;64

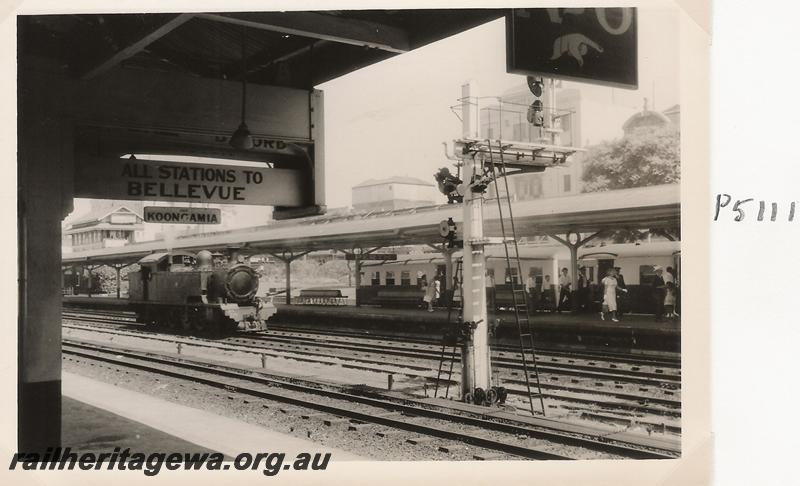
63;295;679;352
63;372;363;460
274;305;680;352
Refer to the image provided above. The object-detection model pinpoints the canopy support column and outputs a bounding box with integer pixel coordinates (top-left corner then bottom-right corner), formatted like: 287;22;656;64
110;262;135;299
548;231;604;311
85;265;99;298
267;251;311;305
341;247;382;307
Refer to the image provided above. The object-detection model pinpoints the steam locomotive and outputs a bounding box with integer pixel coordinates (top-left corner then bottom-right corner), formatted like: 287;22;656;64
128;250;275;334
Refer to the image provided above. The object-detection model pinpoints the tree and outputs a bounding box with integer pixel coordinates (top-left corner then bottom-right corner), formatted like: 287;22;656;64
581;126;680;243
581;126;680;192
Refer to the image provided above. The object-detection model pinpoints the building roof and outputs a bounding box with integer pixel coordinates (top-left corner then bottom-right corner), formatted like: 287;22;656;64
353;176;435;189
63;223;144;235
63;184;680;265
662;104;680;116
66;205;142;228
360;240;680;267
622;110;672;133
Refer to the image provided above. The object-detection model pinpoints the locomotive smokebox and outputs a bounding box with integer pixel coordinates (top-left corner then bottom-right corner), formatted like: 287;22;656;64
208;264;260;302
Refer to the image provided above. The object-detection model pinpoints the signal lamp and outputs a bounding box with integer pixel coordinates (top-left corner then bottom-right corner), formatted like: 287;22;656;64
527;76;544;97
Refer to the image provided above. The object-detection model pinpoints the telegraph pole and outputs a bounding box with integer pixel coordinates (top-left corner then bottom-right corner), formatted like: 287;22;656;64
459;81;491;396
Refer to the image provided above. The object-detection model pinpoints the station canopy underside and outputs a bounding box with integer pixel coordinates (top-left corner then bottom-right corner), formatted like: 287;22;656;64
21;10;505;90
62;184;680;265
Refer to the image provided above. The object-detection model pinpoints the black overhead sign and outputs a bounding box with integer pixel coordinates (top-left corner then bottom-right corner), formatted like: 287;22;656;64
506;8;638;89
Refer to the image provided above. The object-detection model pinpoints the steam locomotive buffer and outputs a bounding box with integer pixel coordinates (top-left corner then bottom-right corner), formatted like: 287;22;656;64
128;250;275;334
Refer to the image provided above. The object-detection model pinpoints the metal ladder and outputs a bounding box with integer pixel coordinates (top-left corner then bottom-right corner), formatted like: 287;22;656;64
434;258;463;398
487;141;547;417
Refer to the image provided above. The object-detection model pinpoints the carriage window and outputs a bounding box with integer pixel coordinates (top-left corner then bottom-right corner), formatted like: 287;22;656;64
639;265;656;286
400;271;411;286
504;267;519;285
371;271;380;286
385;271;396;286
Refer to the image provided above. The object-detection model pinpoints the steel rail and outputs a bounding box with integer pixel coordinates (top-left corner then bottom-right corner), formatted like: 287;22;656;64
63;339;678;459
62;322;681;416
62;311;680;384
62;307;680;367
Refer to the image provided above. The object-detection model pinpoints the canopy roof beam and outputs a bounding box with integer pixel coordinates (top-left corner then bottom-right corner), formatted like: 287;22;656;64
197;12;410;53
80;13;195;80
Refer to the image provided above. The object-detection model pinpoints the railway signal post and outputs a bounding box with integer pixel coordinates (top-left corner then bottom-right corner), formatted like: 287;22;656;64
458;81;492;395
450;81;585;406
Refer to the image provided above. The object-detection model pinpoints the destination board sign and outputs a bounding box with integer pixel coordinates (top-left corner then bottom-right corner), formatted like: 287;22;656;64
507;8;638;89
74;156;305;207
344;254;398;261
144;206;221;224
294;296;348;306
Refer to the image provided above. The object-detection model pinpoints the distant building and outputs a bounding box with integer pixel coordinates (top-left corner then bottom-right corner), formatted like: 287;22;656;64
661;104;681;130
352;176;438;211
479;84;680;202
622;99;676;136
479;83;590;201
63;204;143;253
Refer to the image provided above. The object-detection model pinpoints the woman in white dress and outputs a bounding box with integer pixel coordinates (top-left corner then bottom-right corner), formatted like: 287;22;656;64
423;275;437;312
601;269;626;322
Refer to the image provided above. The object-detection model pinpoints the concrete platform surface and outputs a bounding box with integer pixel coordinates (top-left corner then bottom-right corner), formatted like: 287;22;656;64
276;304;679;334
63;372;363;460
63;396;218;456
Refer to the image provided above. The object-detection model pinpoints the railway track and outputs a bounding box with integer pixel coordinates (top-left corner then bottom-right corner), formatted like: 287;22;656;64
63;308;680;377
62;312;682;426
63;307;678;365
62;337;680;460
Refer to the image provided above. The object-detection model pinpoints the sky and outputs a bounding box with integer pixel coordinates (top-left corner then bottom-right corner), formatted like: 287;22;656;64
320;7;679;208
67;6;679;231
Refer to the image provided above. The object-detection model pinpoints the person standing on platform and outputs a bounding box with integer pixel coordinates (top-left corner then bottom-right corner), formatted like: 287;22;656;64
652;266;666;321
451;273;462;308
664;266;675;285
433;273;442;308
664;281;677;319
614;267;628;315
665;266;680;317
542;274;555;312
525;271;536;311
423;274;436;312
485;270;496;312
576;266;588;312
557;267;571;313
600;269;625;322
419;273;429;310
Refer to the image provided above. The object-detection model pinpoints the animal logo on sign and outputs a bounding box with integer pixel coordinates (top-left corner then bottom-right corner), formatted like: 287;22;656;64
550;34;603;67
546;8;633;67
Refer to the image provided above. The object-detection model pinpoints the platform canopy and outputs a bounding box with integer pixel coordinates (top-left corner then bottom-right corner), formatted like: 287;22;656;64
63;184;680;265
21;10;505;90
